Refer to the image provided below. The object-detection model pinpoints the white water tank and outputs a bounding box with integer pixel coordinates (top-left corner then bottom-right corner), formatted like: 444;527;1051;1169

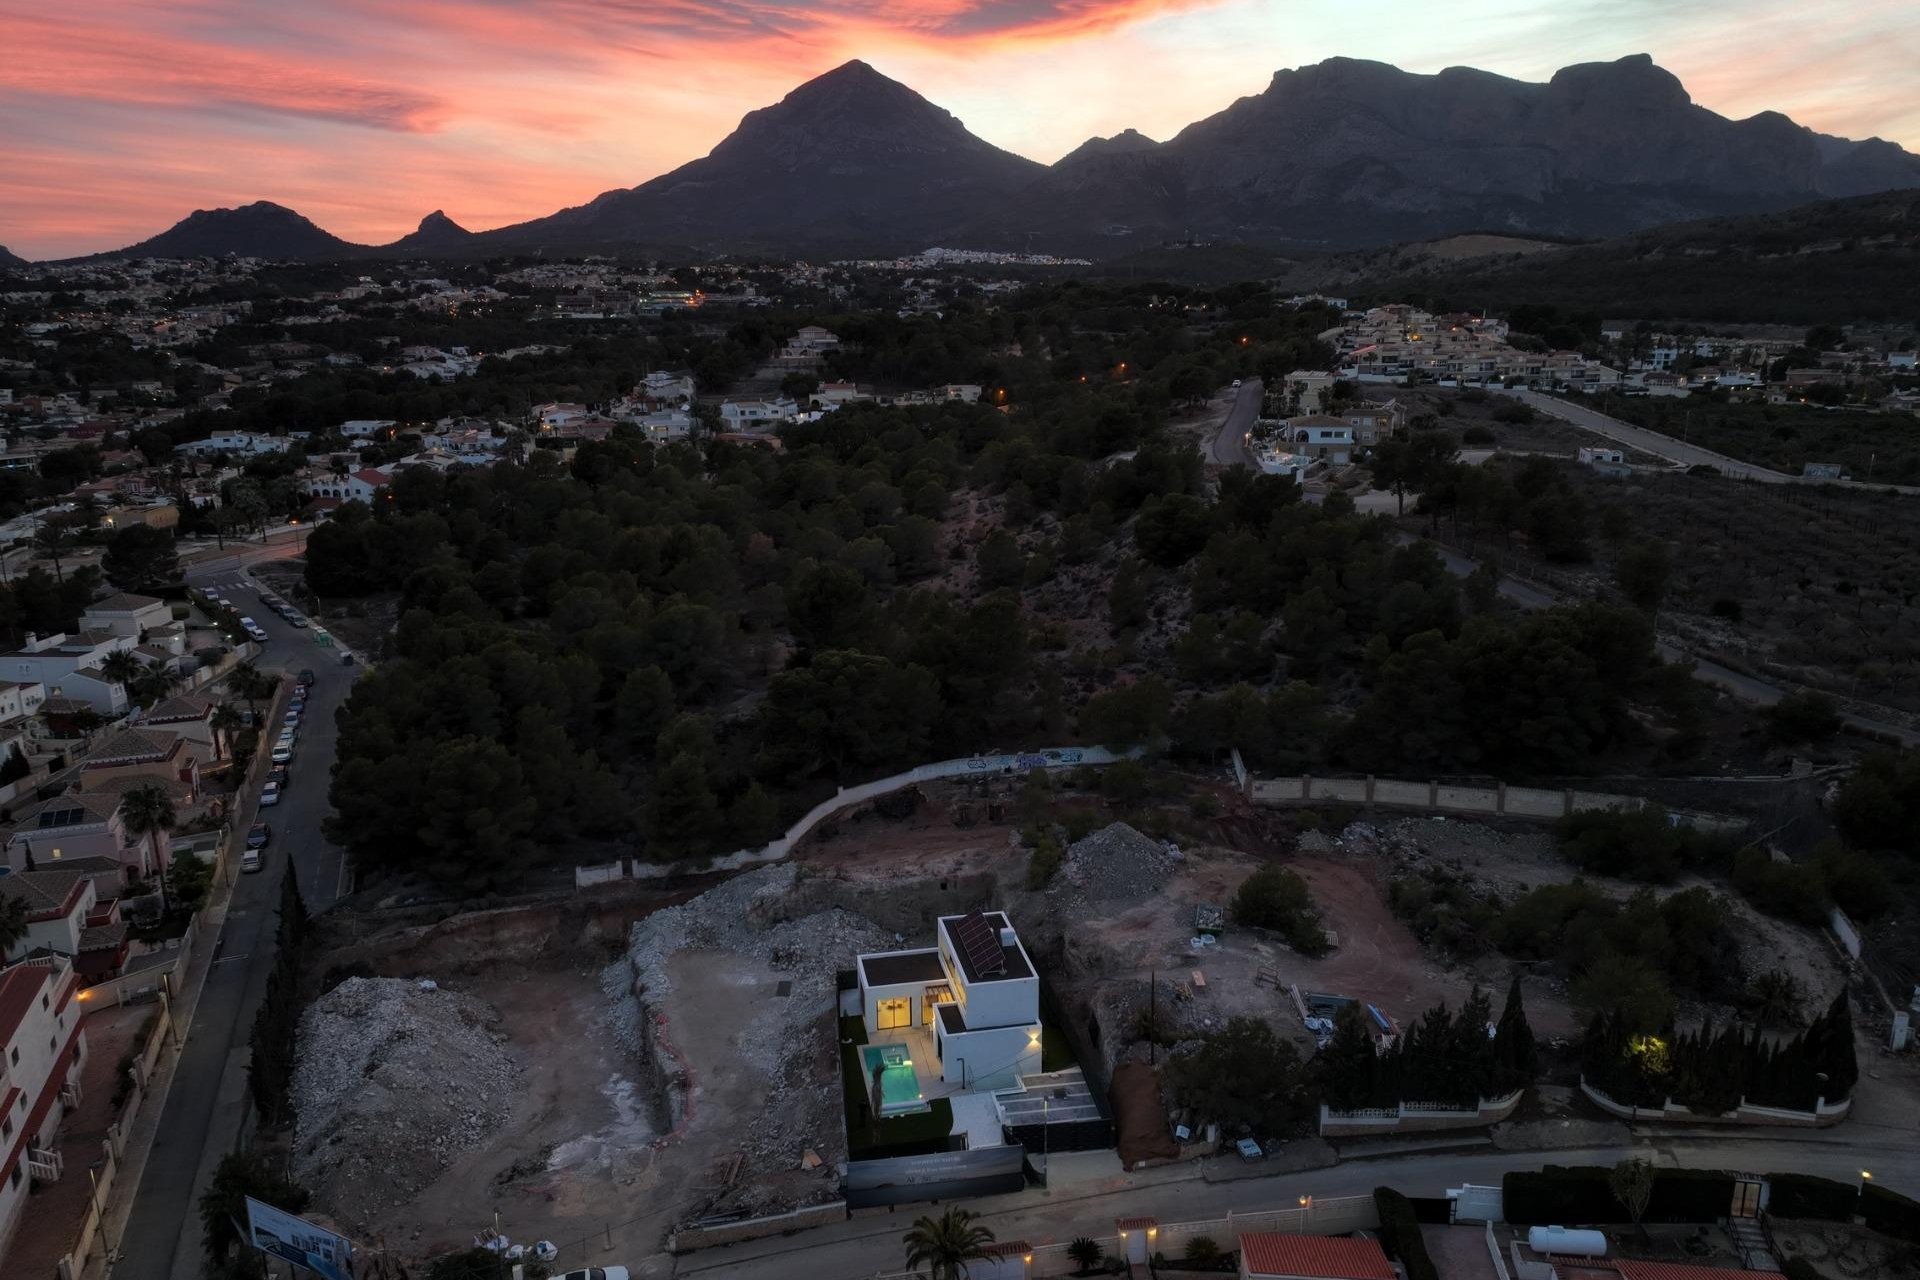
1529;1226;1607;1258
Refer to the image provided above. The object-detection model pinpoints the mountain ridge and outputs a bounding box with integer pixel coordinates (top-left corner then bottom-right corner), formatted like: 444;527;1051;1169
65;54;1920;261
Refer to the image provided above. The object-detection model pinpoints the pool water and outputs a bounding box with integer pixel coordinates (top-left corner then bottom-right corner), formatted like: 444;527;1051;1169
860;1044;924;1111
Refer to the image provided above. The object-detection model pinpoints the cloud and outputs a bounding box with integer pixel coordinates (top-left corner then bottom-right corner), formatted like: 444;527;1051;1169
0;0;1913;259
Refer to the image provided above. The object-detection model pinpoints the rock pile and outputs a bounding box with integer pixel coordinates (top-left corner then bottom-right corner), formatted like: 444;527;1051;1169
292;977;521;1231
1054;822;1180;905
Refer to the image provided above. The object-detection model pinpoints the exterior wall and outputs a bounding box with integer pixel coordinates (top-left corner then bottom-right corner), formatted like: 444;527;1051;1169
667;1201;847;1253
859;976;928;1036
936;1022;1039;1091
1579;1078;1850;1128
81;603;171;637
6;827;124;873
0;960;88;1254
1318;1089;1524;1137
7;895;90;962
1246;774;1743;833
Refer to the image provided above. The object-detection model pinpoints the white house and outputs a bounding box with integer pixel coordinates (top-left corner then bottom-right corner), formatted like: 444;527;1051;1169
0;956;90;1258
1;633;134;715
5;789;169;885
176;430;290;457
338;419;396;440
80;593;172;639
640;371;696;403
719;397;797;431
1282;416;1356;464
533;402;590;430
855;910;1041;1094
304;468;393;503
1578;446;1626;467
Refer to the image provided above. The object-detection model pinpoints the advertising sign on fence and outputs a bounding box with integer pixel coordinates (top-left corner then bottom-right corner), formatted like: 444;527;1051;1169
843;1145;1026;1208
246;1197;354;1280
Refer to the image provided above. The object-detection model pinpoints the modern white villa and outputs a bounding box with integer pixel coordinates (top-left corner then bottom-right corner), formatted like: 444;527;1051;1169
855;910;1043;1103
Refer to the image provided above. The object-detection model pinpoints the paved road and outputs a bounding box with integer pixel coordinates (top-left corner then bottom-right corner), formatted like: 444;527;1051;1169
1499;389;1796;482
1205;379;1263;468
113;567;358;1280
681;1132;1920;1278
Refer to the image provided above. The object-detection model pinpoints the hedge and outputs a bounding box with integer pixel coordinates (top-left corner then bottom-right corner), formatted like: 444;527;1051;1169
1862;1183;1920;1244
1374;1187;1439;1280
1502;1167;1736;1225
1766;1173;1860;1221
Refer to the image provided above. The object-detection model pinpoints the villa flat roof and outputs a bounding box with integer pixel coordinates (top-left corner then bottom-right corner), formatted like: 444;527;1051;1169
938;1002;966;1034
859;949;947;987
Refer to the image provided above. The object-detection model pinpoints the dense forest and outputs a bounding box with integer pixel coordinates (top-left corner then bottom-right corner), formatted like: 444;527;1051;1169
307;283;1703;890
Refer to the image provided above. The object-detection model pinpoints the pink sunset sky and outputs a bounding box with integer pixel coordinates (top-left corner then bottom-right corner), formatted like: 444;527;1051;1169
1;0;1915;260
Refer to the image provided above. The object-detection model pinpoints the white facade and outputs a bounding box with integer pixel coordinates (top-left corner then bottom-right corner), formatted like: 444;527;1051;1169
2;633;135;714
719;397;797;430
80;593;172;638
338;419;395;439
0;956;89;1258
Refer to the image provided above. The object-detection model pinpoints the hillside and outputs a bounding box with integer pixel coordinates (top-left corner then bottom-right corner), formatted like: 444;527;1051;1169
1342;189;1920;322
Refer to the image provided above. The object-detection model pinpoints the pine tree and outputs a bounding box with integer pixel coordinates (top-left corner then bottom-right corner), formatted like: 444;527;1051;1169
1493;974;1537;1094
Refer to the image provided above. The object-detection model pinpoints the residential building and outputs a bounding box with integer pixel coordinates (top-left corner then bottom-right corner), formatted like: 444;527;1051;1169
1279;416;1357;464
176;429;290;457
139;694;221;759
98;502;180;532
337;419;395;440
719;397;798;431
0;861;130;981
0;956;89;1258
813;381;868;407
639;371;696;403
3;790;168;885
76;728;199;798
79;593;172;640
0;633;134;715
304;468;393;503
533;402;590;430
1577;447;1626;467
1254;447;1314;481
774;326;840;368
0;683;46;761
855;910;1041;1092
1239;1233;1395;1280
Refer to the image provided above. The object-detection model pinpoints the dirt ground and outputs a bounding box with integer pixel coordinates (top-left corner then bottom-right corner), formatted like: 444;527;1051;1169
370;965;661;1266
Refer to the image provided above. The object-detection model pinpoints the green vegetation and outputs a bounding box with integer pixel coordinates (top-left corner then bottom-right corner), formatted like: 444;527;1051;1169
901;1207;996;1280
1231;866;1330;955
1319;979;1534;1111
247;869;311;1128
1502;1165;1737;1226
837;1016;956;1158
198;1151;311;1280
1374;1187;1441;1280
1834;752;1920;851
1862;1182;1920;1245
1766;1172;1864;1221
1163;1016;1312;1138
1581;993;1857;1113
1067;1237;1105;1272
1590;394;1920;485
1555;805;1738;883
1388;867;1500;958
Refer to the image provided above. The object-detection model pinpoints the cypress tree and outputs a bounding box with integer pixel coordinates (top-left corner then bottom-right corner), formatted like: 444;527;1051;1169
1493;975;1537;1093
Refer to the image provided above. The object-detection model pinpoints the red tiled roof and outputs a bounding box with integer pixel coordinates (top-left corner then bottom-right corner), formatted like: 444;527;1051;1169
352;468;391;486
1117;1216;1159;1230
1615;1262;1783;1280
980;1242;1030;1258
0;963;49;1043
1241;1234;1395;1280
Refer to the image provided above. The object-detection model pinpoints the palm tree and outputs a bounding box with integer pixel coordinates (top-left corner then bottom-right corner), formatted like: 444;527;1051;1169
120;783;177;910
901;1208;995;1280
132;666;175;707
230;661;268;720
99;649;143;690
211;703;243;760
0;896;29;959
33;521;72;584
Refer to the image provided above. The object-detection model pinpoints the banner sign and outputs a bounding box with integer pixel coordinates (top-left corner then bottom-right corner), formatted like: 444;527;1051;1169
246;1197;353;1280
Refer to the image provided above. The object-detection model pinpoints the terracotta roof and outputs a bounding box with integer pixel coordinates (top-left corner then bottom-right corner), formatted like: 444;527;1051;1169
0;866;94;919
145;694;215;722
80;920;129;953
1614;1262;1784;1280
352;468;392;486
8;790;121;832
1240;1234;1395;1280
1116;1216;1159;1230
84;727;182;766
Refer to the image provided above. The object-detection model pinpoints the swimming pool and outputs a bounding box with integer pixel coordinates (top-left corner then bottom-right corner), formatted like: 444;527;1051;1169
860;1044;926;1113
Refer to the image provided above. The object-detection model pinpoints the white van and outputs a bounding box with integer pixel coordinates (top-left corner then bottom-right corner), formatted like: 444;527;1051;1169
241;848;262;874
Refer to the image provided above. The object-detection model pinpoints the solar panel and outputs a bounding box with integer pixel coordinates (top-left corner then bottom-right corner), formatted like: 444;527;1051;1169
38;808;85;829
952;911;1007;978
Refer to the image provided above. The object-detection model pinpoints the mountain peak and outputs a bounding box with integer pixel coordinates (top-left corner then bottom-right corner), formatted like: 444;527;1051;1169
0;244;25;269
1056;128;1161;167
1548;53;1690;110
415;209;467;234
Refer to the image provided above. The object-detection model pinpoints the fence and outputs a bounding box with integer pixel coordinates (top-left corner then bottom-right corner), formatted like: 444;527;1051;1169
866;1193;1379;1278
1319;1089;1524;1137
1579;1078;1851;1128
56;1139;117;1280
1244;772;1743;831
577;746;1140;887
668;1201;848;1253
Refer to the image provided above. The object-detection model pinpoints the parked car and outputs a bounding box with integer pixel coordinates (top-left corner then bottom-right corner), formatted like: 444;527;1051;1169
247;821;271;849
270;744;294;764
286;615;309;629
259;780;282;807
297;669;316;687
269;764;289;787
247;627;269;643
556;1269;630;1280
240;849;262;874
339;651;355;666
283;709;301;725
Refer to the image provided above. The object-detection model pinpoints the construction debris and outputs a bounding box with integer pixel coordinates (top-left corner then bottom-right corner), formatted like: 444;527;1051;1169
1053;822;1179;905
292;977;522;1232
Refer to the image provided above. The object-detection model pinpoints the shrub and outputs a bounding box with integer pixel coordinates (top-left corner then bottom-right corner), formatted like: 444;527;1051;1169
1461;425;1496;445
1233;866;1331;956
1183;1236;1225;1267
1862;1182;1920;1244
1068;1237;1104;1272
1374;1187;1440;1280
1026;829;1066;889
1766;1172;1860;1221
1556;805;1734;882
1766;690;1842;744
1731;847;1829;927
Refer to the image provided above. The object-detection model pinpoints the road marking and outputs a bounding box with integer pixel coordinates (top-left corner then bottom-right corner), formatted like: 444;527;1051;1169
213;955;251;965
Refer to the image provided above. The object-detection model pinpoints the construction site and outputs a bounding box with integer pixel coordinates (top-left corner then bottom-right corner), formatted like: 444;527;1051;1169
285;766;1858;1270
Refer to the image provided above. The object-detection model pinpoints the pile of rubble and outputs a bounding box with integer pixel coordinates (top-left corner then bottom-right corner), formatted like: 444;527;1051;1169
603;865;897;1210
1053;822;1182;906
292;977;521;1231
